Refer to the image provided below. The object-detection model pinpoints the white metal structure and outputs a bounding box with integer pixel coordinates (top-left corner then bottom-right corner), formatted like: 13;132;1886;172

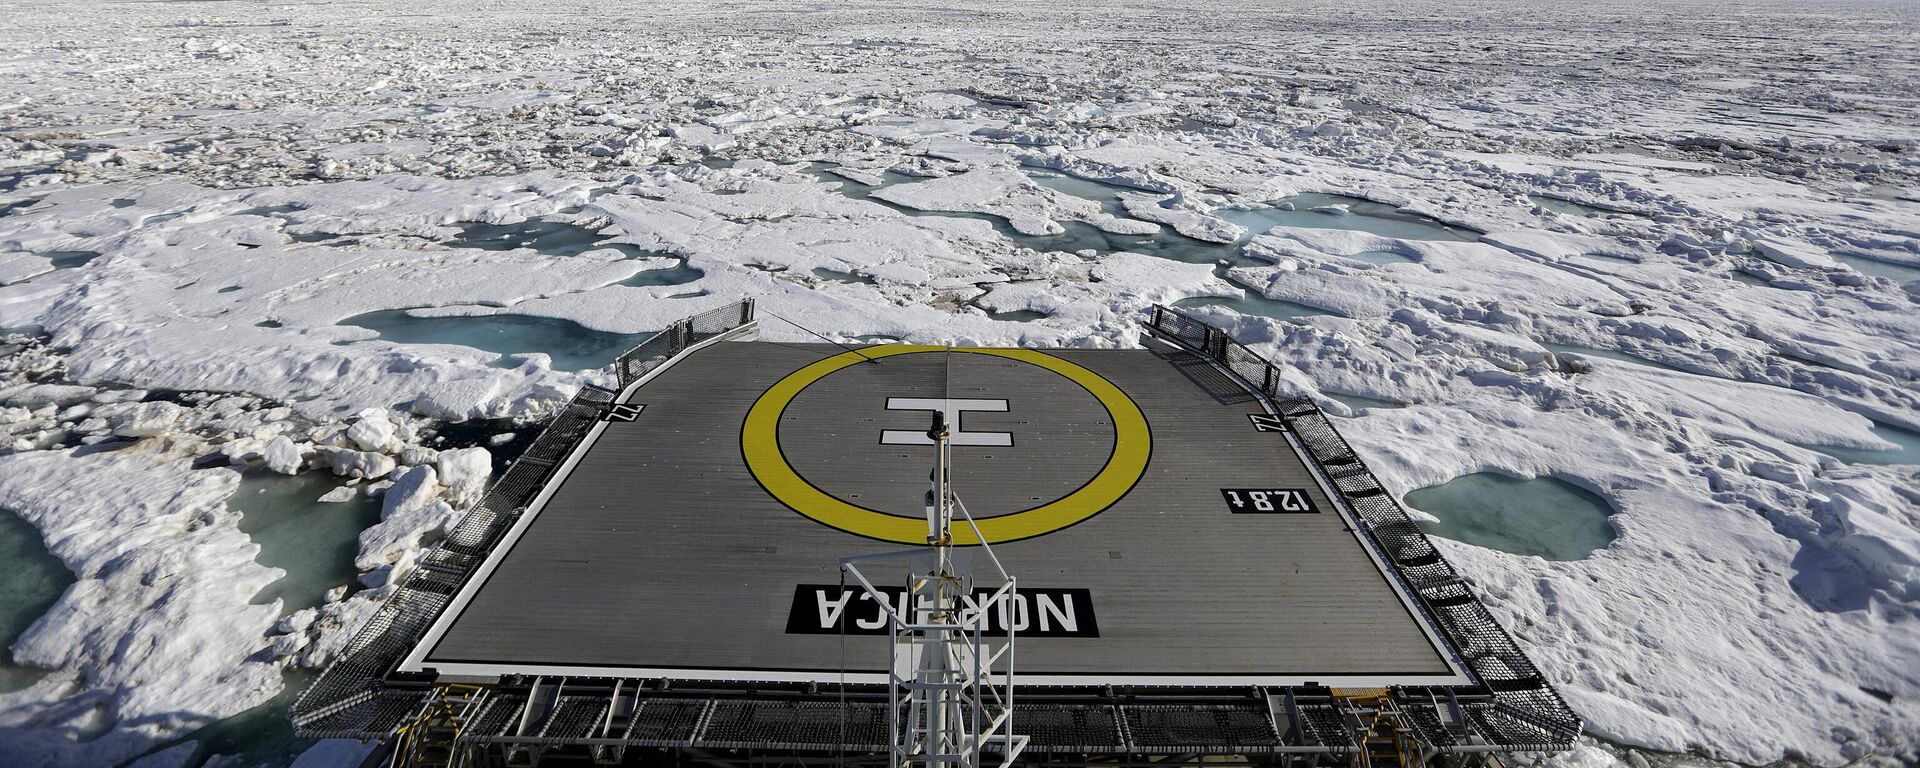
841;380;1029;768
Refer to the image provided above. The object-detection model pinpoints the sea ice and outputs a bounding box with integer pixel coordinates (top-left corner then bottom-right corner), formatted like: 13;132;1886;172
0;0;1916;765
263;436;305;475
0;450;281;767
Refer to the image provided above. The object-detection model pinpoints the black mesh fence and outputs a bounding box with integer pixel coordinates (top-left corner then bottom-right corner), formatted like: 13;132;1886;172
540;696;611;740
455;694;526;746
1296;705;1354;751
617;300;756;388
1400;704;1457;748
292;301;757;733
442;698;1322;755
297;691;425;739
1148;305;1282;398
619;699;710;746
1017;704;1124;752
615;335;673;388
1150;305;1212;350
1120;705;1281;753
696;700;890;750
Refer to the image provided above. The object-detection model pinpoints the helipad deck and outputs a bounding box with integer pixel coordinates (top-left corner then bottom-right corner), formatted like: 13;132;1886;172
400;339;1468;687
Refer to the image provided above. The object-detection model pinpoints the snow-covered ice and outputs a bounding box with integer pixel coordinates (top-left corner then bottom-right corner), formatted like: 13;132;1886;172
1;0;1917;765
0;449;279;766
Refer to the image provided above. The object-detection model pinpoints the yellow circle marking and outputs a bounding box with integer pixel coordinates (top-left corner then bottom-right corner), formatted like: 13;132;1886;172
742;346;1150;545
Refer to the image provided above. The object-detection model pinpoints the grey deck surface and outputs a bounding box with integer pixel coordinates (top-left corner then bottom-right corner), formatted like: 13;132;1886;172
415;341;1459;683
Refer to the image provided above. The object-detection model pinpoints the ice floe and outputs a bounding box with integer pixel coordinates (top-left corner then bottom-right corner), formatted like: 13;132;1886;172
0;0;1917;765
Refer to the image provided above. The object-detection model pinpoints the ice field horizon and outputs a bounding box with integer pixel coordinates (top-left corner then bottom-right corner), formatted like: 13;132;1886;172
1;0;1918;766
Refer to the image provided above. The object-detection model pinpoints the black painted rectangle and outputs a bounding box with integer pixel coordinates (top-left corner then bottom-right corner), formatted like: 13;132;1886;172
785;584;1099;638
1221;488;1320;514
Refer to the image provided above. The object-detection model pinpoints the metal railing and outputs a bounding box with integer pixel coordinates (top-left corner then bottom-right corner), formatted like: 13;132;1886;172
1144;305;1291;400
617;299;756;389
1144;303;1582;752
292;300;758;733
435;693;1319;758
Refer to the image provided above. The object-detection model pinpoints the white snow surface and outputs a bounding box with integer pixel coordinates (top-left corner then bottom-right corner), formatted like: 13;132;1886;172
0;0;1917;765
0;448;281;767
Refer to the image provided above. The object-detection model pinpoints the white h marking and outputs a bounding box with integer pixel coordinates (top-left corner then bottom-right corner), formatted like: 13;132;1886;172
880;398;1012;446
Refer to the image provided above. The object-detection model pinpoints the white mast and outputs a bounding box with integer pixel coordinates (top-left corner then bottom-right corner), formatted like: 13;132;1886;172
840;347;1028;768
913;406;964;761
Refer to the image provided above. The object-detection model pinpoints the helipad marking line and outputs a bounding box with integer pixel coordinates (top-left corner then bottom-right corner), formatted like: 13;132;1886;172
742;345;1151;545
